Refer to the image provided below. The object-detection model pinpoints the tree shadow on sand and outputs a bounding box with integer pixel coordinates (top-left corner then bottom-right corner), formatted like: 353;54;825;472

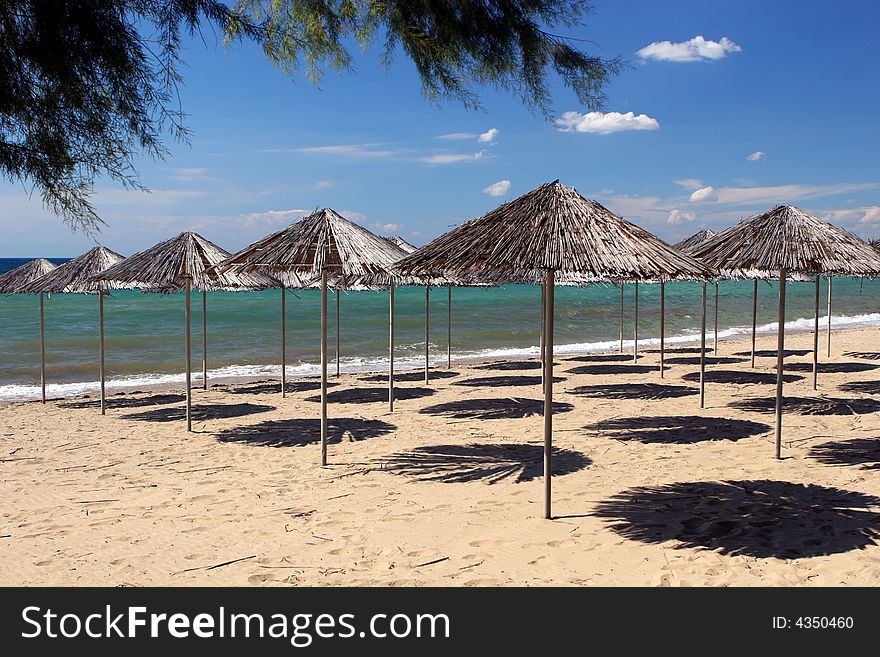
785;362;879;374
682;370;803;385
567;364;657;375
584;415;769;444
839;380;880;395
564;354;642;363
809;438;880;470
844;351;880;361
663;356;745;366
380;443;590;484
453;375;564;387
305;387;435;404
569;383;698;400
420;398;574;420
224;380;338;395
60;392;186;410
360;370;459;383
592;480;880;558
215;418;396;448
123;403;275;423
473;360;545;371
729;396;880;416
733;348;811;358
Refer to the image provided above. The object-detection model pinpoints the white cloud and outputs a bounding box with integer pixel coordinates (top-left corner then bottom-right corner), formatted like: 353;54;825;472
555;111;660;135
314;180;333;189
268;144;393;158
667;208;696;224
483;180;511;197
242;209;308;229
707;182;880;206
370;222;403;234
637;36;742;63
746;150;766;161
689;186;718;202
169;167;211;182
674;178;703;190
478;128;499;143
419;150;487;165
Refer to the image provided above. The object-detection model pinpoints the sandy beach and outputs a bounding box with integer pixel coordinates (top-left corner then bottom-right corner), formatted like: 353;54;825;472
2;326;879;587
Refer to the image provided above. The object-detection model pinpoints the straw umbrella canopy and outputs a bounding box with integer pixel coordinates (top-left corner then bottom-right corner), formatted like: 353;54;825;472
20;247;125;410
0;258;58;402
394;180;711;518
95;232;276;430
216;207;407;465
689;205;880;458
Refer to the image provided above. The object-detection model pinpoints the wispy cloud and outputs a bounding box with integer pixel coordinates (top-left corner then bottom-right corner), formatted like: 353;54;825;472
437;132;477;141
637;36;742;63
370;222;403;234
555;111;660;135
819;206;880;225
483;180;511;197
241;209;308;230
419;150;488;165
314;180;333;189
746;150;766;161
265;144;394;158
169;167;212;182
689;182;880;207
674;178;703;190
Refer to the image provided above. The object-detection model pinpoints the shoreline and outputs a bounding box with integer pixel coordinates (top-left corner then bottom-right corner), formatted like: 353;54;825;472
0;318;866;406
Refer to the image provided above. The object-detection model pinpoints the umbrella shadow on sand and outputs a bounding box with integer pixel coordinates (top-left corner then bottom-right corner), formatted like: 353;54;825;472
844;351;880;361
567;364;657;375
785;362;880;374
123;403;275;423
729;396;880;416
420;398;574;420
224;381;338;395
453;375;564;387
305;387;435;404
809;438;880;470
60;392;186;410
592;480;880;558
564;354;642;363
360;370;459;383
379;443;590;484
733;348;811;358
215;417;396;448
682;370;803;385
584;415;769;444
663;356;745;366
838;380;880;395
569;383;698;401
473;360;546;371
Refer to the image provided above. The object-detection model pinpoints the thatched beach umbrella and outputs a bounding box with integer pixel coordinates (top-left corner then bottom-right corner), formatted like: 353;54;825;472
689;205;880;458
0;258;58;402
21;247;124;411
395;181;710;518
216;208;405;464
95;232;276;430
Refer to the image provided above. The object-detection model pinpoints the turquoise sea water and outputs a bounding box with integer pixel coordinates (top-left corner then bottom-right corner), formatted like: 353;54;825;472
1;258;878;400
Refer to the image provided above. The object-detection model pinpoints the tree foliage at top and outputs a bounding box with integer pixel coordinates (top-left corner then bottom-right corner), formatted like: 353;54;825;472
0;0;621;232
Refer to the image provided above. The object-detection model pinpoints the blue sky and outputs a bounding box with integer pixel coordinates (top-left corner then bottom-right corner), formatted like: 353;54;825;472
2;0;879;257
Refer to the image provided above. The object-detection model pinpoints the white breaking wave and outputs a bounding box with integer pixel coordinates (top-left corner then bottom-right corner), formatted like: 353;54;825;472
2;311;878;402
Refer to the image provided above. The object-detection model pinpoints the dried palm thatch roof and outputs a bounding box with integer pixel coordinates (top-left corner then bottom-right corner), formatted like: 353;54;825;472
384;235;418;253
674;229;717;253
0;258;57;294
217;208;411;282
22;247;124;294
394;181;712;281
689;205;880;277
95;232;279;292
871;238;880;254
